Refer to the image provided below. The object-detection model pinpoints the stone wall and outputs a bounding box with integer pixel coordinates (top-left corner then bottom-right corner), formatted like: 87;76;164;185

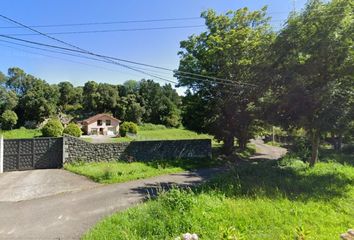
63;135;212;163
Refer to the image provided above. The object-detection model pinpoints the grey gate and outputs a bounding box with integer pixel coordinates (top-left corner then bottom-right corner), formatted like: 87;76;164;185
3;137;63;172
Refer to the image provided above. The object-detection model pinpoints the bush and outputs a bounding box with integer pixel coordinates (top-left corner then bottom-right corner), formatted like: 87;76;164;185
0;110;18;130
63;123;82;137
291;136;311;161
119;121;138;137
41;118;64;137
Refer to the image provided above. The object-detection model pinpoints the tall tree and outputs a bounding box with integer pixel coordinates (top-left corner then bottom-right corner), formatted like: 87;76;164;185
19;79;59;123
178;8;274;153
272;0;353;165
83;81;99;114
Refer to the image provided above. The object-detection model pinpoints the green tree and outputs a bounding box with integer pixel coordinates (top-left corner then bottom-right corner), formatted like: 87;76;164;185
83;81;99;113
58;82;79;110
139;80;181;126
178;8;274;153
272;0;353;165
0;88;18;113
123;80;140;95
0;110;18;130
19;79;59;123
96;83;119;113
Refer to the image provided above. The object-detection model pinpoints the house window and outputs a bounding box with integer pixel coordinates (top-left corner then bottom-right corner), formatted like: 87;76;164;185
97;120;102;126
106;120;111;126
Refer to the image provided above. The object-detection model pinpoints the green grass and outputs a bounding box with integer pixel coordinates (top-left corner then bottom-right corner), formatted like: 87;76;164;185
265;141;283;147
0;128;42;139
64;158;219;184
83;152;354;240
111;128;213;143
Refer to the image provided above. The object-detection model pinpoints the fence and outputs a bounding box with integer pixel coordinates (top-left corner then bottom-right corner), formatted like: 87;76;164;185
0;135;211;172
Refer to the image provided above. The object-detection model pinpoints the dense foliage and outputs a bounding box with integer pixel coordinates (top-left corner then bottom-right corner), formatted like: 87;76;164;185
63;123;82;137
83;152;354;239
119;121;138;137
0;69;182;129
0;110;18;130
178;0;353;164
178;7;274;153
41;119;64;137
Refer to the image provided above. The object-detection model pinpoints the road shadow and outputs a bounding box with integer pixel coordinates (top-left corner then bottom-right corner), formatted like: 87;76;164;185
130;168;224;199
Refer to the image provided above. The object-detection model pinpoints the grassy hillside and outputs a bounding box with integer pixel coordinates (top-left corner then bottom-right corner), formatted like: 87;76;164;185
111;128;213;143
83;152;354;240
0;128;42;139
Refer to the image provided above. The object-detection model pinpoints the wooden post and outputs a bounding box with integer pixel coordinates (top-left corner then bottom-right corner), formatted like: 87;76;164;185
0;135;4;173
272;126;275;144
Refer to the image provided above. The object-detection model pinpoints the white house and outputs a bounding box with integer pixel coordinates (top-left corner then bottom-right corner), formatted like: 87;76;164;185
81;113;121;136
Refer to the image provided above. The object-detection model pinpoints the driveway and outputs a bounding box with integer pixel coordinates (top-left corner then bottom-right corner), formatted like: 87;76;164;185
0;169;99;202
0;168;223;240
250;139;287;160
0;141;286;240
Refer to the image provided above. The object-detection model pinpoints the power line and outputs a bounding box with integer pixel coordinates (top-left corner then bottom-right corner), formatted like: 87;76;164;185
0;17;202;29
0;34;256;87
0;6;349;29
0;42;147;77
0;39;245;93
4;25;206;36
0;37;242;88
0;14;180;85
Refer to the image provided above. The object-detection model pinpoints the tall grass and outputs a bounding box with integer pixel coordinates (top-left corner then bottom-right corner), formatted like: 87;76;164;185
0;127;42;139
83;153;354;240
65;158;219;184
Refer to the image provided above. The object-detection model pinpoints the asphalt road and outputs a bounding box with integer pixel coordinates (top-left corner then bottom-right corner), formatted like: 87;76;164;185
0;141;286;240
0;169;99;202
0;168;223;240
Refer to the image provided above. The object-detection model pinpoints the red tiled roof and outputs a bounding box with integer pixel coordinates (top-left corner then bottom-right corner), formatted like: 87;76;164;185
82;113;121;125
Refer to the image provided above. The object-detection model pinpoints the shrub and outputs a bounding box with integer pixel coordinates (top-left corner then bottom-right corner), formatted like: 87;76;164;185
63;123;82;137
291;136;311;161
41;118;64;137
0;110;18;130
120;121;138;137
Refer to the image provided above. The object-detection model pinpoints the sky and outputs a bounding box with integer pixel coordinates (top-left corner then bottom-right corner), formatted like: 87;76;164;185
0;0;307;94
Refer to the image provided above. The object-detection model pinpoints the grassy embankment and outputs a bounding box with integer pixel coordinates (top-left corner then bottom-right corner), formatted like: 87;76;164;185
0;128;42;139
64;158;220;184
83;150;354;240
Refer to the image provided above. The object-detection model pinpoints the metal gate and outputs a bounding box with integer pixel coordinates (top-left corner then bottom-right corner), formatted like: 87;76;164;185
3;137;63;172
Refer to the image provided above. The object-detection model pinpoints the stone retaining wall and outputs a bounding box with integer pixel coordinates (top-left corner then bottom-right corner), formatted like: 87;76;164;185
63;135;212;163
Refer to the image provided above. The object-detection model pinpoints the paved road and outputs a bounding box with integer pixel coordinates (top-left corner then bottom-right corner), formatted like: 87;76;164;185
0;169;98;202
0;141;286;240
250;139;287;160
0;168;223;240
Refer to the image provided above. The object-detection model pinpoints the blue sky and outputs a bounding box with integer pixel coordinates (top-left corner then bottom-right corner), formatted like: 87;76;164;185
0;0;307;94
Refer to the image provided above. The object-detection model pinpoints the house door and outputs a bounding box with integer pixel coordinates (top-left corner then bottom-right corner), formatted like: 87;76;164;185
99;128;104;135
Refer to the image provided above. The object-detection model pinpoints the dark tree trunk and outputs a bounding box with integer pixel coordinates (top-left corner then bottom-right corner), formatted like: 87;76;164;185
310;129;320;167
223;135;234;155
337;134;343;151
239;137;248;151
331;132;343;151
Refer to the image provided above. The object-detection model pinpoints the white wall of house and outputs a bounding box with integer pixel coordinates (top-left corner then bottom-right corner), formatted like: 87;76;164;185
86;116;120;136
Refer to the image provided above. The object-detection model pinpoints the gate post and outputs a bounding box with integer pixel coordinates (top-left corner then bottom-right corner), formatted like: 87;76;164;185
0;135;3;173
